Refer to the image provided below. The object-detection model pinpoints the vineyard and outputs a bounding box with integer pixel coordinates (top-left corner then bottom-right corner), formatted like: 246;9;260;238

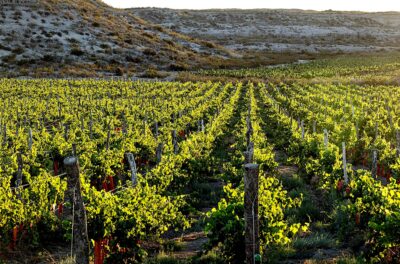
1;53;400;263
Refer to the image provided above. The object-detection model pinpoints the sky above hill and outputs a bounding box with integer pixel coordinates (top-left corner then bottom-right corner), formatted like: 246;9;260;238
103;0;400;11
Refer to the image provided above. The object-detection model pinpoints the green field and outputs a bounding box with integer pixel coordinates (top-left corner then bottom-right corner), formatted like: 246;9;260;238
1;53;400;263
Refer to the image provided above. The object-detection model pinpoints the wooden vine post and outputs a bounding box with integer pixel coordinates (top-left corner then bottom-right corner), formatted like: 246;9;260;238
156;143;163;164
125;153;138;186
16;153;23;200
64;156;89;264
64;124;69;141
246;110;253;148
313;120;316;134
89;116;93;139
172;130;178;154
244;142;254;164
106;122;111;151
28;128;33;151
355;122;359;141
323;129;329;147
3;124;6;146
342;142;348;184
396;129;400;157
372;150;378;178
244;163;260;264
155;121;158;138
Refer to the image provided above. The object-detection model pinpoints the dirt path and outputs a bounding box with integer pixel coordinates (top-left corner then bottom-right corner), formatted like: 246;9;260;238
171;232;208;259
274;149;354;264
164;87;249;261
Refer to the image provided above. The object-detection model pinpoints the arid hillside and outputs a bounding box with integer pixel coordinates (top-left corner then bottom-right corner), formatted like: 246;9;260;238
0;0;232;77
131;8;400;54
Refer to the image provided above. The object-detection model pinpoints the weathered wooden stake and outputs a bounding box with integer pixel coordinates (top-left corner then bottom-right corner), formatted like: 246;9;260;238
246;115;253;148
106;123;111;151
64;157;89;264
355;122;359;141
122;119;127;135
58;103;62;119
3;124;6;146
244;164;260;264
64;124;69;141
143;120;147;136
342;142;348;184
16;153;23;199
172;130;178;154
313;120;316;134
396;129;400;157
28;128;33;151
89;113;93;139
16;122;19;137
244;142;254;164
324;129;329;147
125;153;137;186
388;113;393;128
72;144;77;157
372;150;378;178
80;116;85;131
156;143;163;164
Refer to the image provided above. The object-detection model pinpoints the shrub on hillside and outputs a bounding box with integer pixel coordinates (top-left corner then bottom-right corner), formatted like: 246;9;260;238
71;48;84;56
143;48;157;56
168;63;189;71
115;67;124;76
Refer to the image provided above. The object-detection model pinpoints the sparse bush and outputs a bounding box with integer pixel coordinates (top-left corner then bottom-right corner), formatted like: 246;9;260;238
143;32;155;39
163;39;175;46
126;56;142;63
13;10;22;19
67;38;80;44
168;63;189;71
141;67;165;79
42;54;56;62
0;44;11;51
2;54;17;64
100;43;111;50
153;25;165;32
71;47;84;56
115;67;124;76
124;38;133;45
143;48;157;56
16;58;36;66
202;41;217;49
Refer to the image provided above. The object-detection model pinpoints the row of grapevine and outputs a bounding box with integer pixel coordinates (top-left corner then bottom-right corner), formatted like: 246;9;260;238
0;79;242;262
255;82;400;262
